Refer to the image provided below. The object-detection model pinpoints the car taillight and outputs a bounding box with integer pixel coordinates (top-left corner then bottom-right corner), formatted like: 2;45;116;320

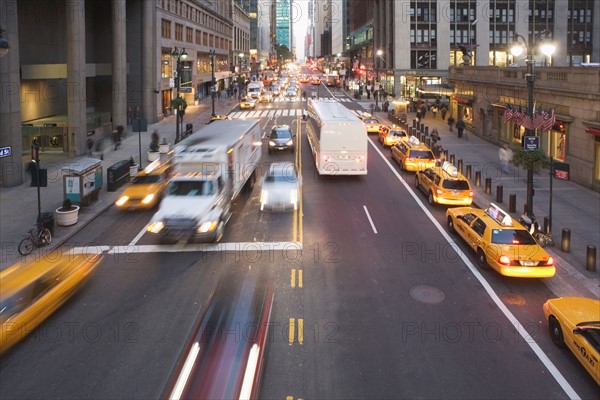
544;257;554;266
469;191;473;197
498;255;511;265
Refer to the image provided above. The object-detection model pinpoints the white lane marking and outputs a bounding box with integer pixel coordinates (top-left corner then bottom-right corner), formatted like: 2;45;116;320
363;205;378;234
169;341;200;400
230;111;243;118
70;242;303;254
129;223;150;246
369;138;581;400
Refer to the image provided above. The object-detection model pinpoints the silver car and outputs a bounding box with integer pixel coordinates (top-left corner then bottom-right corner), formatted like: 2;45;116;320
260;162;301;212
268;125;295;153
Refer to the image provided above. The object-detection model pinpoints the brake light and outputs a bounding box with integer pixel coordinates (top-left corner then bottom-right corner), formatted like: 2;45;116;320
498;255;511;265
545;257;554;266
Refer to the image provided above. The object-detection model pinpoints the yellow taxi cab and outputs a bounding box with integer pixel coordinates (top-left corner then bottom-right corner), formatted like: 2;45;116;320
207;114;231;124
299;75;310;83
378;125;408;146
363;118;383;134
311;76;321;85
115;160;173;210
239;96;256;109
543;297;600;385
391;136;437;172
446;203;555;277
415;161;473;206
1;251;103;354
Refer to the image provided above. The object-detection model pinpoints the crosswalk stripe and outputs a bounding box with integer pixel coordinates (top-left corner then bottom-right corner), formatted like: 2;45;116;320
230;111;243;118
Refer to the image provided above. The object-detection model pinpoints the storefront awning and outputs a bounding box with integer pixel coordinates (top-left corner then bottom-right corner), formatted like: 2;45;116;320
582;120;600;135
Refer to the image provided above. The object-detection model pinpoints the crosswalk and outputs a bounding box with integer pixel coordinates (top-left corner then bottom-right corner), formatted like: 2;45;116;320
260;96;354;103
230;101;372;120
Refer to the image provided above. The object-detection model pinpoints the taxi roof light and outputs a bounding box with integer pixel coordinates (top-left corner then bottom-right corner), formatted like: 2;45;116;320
442;161;459;177
408;136;421;146
485;203;513;226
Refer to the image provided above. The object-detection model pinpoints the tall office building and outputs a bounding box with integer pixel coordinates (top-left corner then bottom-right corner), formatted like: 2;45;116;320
276;0;291;49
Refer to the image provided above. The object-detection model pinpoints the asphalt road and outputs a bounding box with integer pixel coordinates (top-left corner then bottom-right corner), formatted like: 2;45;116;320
1;80;598;399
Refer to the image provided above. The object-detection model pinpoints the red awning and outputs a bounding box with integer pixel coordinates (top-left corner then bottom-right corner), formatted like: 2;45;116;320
585;127;600;136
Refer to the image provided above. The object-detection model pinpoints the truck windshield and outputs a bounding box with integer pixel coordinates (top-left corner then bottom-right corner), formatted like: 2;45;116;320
168;181;214;196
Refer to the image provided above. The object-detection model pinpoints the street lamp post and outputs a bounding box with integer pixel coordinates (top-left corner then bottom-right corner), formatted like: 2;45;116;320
238;52;244;75
172;47;188;143
374;49;383;111
510;32;556;218
209;49;216;117
31;143;41;222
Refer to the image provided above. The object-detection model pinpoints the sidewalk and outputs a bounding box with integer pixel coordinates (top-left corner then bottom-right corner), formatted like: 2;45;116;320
0;97;237;271
361;101;600;298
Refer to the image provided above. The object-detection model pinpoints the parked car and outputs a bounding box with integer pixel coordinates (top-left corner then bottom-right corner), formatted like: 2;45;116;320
543;297;600;385
260;162;301;211
378;125;408;146
446;203;555;277
415;161;473;206
391;136;437;172
363;118;383;134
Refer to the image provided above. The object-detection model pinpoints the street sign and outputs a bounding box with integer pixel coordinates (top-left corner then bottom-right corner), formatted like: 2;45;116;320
132;118;148;132
553;161;570;181
522;135;539;151
0;146;11;158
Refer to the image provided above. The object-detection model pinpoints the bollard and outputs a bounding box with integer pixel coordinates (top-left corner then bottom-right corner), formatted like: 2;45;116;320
509;193;516;212
475;170;481;187
485;177;492;194
449;154;455;164
425;138;431;148
561;229;571;253
543;216;550;234
443;149;449;160
466;165;472;180
425;126;429;136
586;246;596;272
420;122;425;132
413;119;417;128
496;185;503;203
524;204;528;214
457;159;463;174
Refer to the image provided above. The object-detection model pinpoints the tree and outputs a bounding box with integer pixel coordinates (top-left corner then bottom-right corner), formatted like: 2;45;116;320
512;148;550;171
276;44;293;63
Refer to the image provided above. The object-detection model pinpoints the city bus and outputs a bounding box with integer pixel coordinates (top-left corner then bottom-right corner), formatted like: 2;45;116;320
305;99;368;175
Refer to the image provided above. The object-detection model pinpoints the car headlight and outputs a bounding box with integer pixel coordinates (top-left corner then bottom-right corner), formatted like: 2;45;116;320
197;221;218;233
260;190;268;210
269;140;276;146
115;196;129;206
147;220;164;233
141;194;155;205
286;139;293;146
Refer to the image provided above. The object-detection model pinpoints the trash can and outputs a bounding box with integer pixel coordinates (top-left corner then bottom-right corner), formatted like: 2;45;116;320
38;211;55;235
185;123;193;137
107;160;130;192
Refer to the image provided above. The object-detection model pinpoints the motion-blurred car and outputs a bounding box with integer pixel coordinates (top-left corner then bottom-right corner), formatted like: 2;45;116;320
285;86;298;99
391;136;437;172
259;91;273;103
207;114;231;124
0;251;103;354
299;75;310;83
363;118;383;134
271;85;281;96
260;162;301;211
240;96;256;109
311;76;321;85
415;161;473;206
543;297;600;385
378;125;408;146
446;203;555;277
268;125;295;153
115;160;173;210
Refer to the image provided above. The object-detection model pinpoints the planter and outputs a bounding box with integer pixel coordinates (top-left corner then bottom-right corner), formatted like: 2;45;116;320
130;165;139;181
56;206;80;227
148;151;160;162
159;143;170;154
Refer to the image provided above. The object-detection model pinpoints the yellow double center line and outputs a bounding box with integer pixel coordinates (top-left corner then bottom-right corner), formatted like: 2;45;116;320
293;115;303;244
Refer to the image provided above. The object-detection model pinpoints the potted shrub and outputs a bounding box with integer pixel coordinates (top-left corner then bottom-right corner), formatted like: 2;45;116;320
129;156;139;181
56;198;80;226
159;137;170;154
148;130;160;161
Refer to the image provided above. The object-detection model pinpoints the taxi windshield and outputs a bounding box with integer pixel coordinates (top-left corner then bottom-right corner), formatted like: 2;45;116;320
491;229;537;245
411;150;434;159
442;180;470;190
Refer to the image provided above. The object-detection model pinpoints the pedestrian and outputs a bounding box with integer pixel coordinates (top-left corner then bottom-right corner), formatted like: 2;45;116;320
430;128;440;144
441;107;447;120
456;118;466;139
447;116;455;132
86;137;94;157
431;104;438;119
366;84;371;99
419;104;427;119
499;144;513;174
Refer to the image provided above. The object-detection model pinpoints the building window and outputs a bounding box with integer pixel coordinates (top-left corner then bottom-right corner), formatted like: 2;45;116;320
411;50;436;69
186;27;193;43
203;32;208;46
175;24;183;41
196;30;201;44
161;19;171;39
161;50;172;78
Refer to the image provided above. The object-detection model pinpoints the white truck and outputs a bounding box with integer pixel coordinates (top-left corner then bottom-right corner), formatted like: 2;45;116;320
247;81;263;99
147;119;262;243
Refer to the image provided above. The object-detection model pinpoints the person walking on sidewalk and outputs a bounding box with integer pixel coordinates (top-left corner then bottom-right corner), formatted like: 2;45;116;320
456;118;466;139
441;106;447;120
447;115;455;132
499;144;513;174
431;104;438;119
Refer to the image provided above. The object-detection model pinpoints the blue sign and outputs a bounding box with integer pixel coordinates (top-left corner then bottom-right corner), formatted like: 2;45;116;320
0;146;11;158
522;136;539;151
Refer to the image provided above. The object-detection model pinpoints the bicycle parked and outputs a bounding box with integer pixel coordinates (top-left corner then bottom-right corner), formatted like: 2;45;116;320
18;224;52;256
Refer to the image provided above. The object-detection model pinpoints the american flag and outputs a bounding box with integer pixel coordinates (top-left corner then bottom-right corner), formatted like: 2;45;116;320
540;109;556;131
532;110;545;130
514;107;526;126
502;106;514;124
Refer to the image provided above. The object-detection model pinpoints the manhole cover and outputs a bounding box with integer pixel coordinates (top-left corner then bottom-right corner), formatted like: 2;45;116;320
410;285;445;304
500;293;526;306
